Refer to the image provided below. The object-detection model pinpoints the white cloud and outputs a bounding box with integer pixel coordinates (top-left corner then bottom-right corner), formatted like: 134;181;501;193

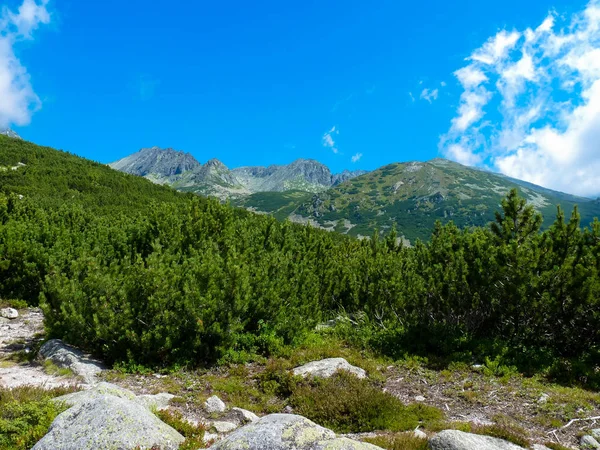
351;152;363;163
440;0;600;198
322;126;339;154
0;0;50;129
471;30;521;65
420;88;439;103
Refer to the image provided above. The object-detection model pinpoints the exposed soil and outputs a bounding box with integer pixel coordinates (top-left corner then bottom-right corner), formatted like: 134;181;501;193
0;308;80;389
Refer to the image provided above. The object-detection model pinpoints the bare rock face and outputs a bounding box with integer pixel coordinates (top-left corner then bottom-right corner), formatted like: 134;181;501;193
292;358;367;379
429;430;526;450
39;339;105;384
0;307;18;319
210;414;383;450
32;394;184;450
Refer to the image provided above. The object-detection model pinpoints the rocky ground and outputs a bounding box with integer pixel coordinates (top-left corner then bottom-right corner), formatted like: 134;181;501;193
0;307;82;389
2;307;600;449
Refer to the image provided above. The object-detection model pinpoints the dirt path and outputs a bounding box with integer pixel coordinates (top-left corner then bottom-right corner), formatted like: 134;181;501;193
0;308;80;389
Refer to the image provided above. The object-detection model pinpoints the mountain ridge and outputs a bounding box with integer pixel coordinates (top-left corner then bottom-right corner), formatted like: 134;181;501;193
110;147;366;198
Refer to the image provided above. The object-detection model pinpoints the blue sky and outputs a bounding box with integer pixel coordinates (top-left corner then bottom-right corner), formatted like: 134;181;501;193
3;0;600;196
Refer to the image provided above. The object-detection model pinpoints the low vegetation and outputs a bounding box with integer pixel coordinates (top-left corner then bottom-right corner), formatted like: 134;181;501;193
0;385;77;450
155;410;207;449
288;371;442;433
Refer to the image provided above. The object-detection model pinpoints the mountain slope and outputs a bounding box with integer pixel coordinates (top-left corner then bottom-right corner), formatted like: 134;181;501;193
0;136;187;213
110;148;366;198
240;158;600;242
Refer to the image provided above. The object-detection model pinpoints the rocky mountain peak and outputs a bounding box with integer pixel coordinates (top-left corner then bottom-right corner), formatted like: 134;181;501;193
0;128;22;139
109;147;201;177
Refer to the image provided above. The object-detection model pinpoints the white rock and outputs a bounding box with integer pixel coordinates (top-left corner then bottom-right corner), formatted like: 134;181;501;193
292;358;367;379
581;435;600;449
32;394;184;450
537;393;550;404
414;395;426;402
232;407;260;423
204;432;220;445
0;308;18;319
39;339;105;385
136;392;175;411
210;414;383;450
205;395;226;413
414;428;427;439
212;421;239;433
592;429;600;439
429;430;526;450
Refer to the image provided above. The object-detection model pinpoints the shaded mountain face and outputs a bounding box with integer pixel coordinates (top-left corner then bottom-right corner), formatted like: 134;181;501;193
110;148;366;198
236;158;600;243
0;129;21;139
109;147;201;179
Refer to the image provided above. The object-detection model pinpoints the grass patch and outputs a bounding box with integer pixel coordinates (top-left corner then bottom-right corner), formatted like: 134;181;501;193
544;443;573;450
364;433;429;450
472;424;530;448
43;360;74;377
0;385;78;450
155;409;206;449
289;371;443;433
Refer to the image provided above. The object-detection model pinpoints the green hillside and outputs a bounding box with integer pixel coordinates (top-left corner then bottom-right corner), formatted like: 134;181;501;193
237;159;600;242
0;135;188;213
1;136;599;390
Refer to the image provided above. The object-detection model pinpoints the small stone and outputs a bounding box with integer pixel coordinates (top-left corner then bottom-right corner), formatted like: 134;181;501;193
0;308;18;320
204;395;226;413
212;421;239;433
414;428;427;439
203;432;219;445
283;405;294;414
581;435;600;449
592;429;600;439
292;358;367;379
414;395;426;402
232;407;260;423
537;393;550;404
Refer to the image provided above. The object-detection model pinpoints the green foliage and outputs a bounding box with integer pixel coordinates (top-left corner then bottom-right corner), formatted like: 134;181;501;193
155;410;206;449
289;371;443;433
472;424;530;448
0;385;76;450
1;137;600;387
363;433;429;450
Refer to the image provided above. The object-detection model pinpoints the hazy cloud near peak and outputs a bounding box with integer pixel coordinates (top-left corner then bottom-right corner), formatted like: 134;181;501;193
441;0;600;197
0;0;51;129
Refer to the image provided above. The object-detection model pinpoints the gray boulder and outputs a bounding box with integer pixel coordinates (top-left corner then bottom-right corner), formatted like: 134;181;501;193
581;435;600;449
205;394;227;413
0;307;18;319
39;339;105;384
231;406;260;423
429;430;526;450
32;394;184;450
292;358;367;379
212;421;239;433
592;429;600;439
210;414;382;450
55;382;173;412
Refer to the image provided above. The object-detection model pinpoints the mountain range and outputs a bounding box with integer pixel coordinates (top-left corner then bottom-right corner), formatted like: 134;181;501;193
108;147;600;242
110;147;367;200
